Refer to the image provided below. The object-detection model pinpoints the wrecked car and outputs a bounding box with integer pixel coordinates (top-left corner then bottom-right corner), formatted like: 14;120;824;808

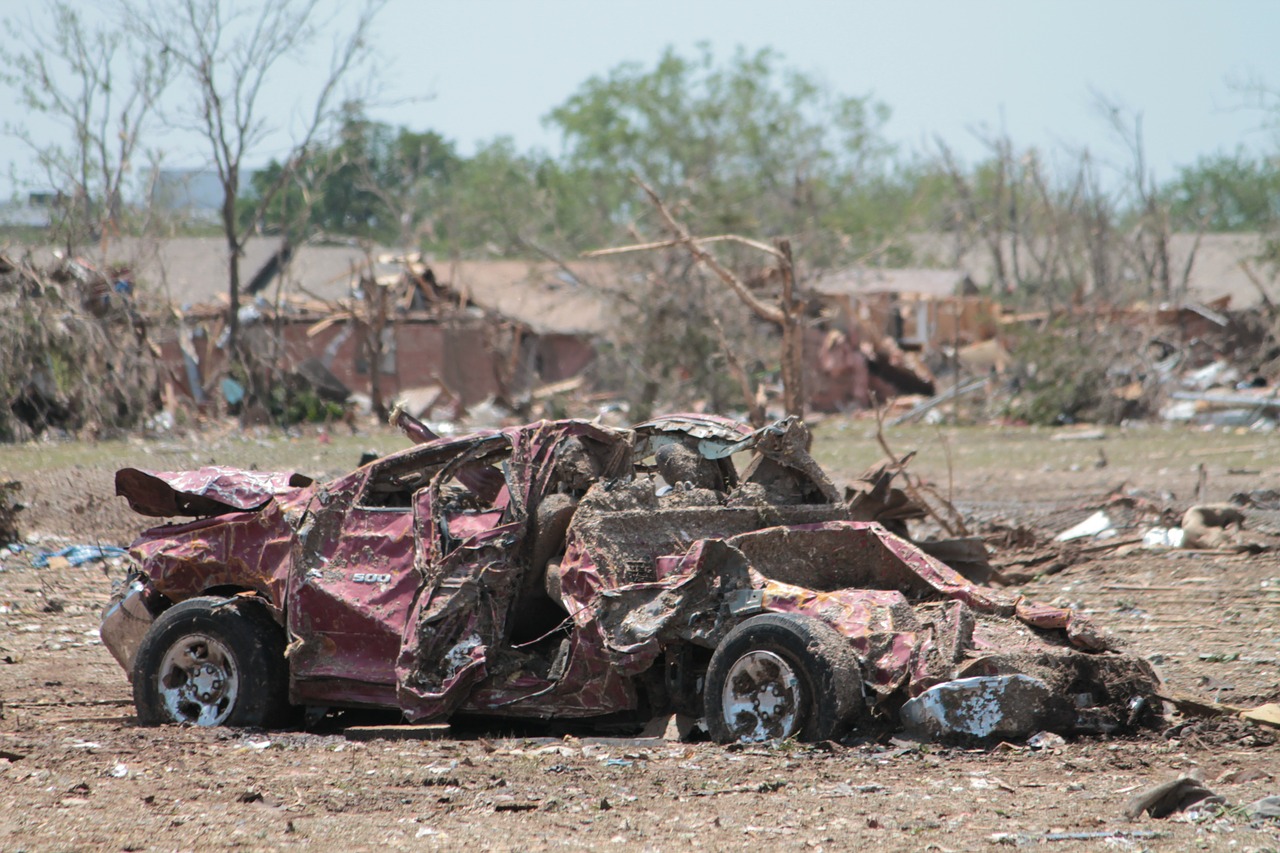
102;414;1159;742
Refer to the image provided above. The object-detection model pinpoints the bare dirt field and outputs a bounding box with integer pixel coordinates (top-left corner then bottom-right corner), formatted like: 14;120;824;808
1;419;1278;851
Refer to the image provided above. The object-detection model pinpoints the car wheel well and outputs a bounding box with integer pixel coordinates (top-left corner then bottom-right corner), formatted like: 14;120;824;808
202;584;256;597
132;595;292;727
199;585;282;619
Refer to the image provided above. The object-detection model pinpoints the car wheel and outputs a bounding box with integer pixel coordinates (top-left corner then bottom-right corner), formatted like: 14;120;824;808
132;596;290;728
704;612;863;743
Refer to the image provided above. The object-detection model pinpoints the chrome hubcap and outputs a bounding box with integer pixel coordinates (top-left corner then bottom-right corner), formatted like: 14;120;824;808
157;633;238;726
721;650;802;742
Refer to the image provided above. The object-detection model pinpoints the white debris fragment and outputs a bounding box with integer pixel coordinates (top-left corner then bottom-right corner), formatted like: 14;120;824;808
1142;527;1186;549
1055;511;1115;542
1027;731;1066;750
899;675;1053;741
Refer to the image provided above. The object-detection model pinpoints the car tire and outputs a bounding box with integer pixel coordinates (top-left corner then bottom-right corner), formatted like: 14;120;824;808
132;596;291;728
704;612;863;743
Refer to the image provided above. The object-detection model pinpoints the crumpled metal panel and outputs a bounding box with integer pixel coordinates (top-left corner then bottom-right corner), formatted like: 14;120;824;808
394;419;636;721
116;466;313;517
448;537;660;720
735;522;1111;692
632;413;754;442
537;519;1123;715
756;578;924;695
633;414;757;461
128;497;303;606
286;502;419;690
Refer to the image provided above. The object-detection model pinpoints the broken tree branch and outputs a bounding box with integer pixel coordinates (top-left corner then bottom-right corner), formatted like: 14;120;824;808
630;178;785;326
710;314;767;428
583;233;783;259
873;405;969;537
1238;259;1278;322
600;177;804;416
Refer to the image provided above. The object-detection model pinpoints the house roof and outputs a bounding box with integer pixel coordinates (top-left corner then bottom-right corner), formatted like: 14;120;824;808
19;236;612;336
14;231;1272;337
906;232;1270;308
807;266;969;298
431;258;610;335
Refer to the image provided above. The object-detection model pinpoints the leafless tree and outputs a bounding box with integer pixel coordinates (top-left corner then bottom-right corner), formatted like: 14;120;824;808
1094;93;1186;302
122;0;385;361
587;178;806;419
0;3;172;249
935;136;1014;294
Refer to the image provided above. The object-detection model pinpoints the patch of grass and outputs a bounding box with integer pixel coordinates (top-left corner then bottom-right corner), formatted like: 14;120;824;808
809;420;1280;487
0;426;411;481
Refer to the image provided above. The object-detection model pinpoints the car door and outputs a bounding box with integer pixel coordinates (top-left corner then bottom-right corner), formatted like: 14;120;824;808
395;436;528;721
286;456;442;708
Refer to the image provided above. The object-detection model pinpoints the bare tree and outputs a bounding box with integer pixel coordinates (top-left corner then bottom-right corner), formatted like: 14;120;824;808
0;3;172;249
1228;74;1280;292
587;178;806;418
935;137;1012;293
122;0;385;362
1094;93;1181;302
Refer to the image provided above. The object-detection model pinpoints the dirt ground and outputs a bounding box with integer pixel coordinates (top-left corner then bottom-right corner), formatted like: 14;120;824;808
1;420;1278;851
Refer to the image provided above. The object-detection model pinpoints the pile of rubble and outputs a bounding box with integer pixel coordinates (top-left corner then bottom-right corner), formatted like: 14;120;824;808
880;296;1280;428
0;252;165;441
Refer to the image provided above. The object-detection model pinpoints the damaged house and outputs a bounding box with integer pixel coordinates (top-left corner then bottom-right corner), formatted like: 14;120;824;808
118;239;607;416
800;266;1000;411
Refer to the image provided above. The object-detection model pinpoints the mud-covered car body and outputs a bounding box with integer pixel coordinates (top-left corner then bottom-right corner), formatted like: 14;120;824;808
104;415;1158;737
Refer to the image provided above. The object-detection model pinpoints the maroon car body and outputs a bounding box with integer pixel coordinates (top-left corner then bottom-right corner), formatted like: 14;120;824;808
103;415;1158;739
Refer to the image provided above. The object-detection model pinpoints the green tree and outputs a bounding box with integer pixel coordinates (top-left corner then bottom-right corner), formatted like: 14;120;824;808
1164;151;1280;232
247;108;461;247
545;44;894;261
429;137;568;255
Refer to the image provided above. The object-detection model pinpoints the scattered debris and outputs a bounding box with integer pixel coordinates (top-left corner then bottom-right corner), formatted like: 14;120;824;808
1142;527;1186;549
1182;504;1251;550
1246;796;1280;820
887;378;985;426
1216;767;1273;785
1055;511;1115;542
1026;731;1066;750
31;545;129;568
1240;703;1280;729
0;253;163;440
1139;503;1271;553
991;829;1166;845
1158;691;1244;719
1049;427;1107;442
1123;773;1223;820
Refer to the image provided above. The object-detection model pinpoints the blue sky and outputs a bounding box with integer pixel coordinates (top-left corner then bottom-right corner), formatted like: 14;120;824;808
2;0;1277;198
